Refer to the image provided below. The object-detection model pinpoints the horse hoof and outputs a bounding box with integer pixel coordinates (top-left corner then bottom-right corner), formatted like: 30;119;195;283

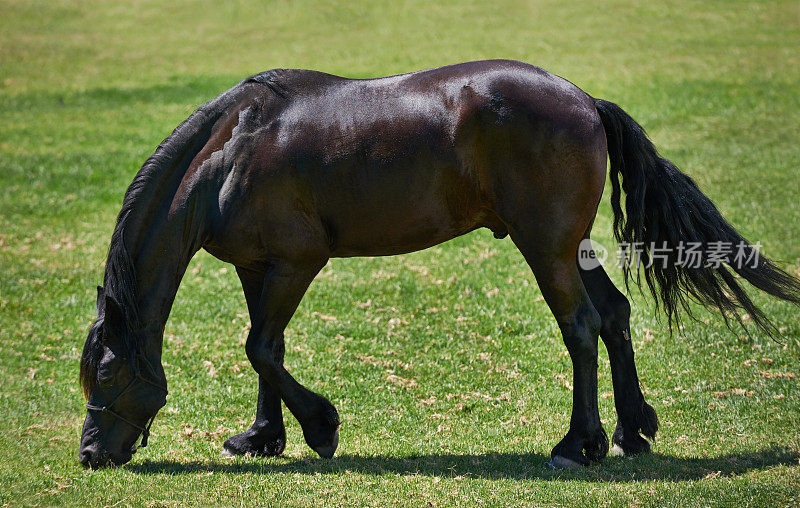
548;455;583;469
220;445;257;458
611;424;652;456
312;429;339;458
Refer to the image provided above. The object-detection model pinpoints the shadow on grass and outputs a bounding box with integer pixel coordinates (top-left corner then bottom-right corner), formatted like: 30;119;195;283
127;447;798;482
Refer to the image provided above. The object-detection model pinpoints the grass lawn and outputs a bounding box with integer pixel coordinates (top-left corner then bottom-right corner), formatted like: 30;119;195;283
1;0;799;505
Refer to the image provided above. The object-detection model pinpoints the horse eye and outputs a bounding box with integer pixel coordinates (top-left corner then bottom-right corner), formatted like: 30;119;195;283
97;361;121;384
97;368;115;385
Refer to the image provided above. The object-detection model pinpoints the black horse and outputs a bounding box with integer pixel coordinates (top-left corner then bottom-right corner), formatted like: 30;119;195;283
78;60;800;468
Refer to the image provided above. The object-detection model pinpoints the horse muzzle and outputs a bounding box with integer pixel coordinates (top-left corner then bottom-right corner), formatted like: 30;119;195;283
78;440;133;469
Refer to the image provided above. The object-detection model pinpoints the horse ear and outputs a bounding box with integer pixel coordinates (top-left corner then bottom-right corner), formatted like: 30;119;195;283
102;293;125;342
96;285;105;314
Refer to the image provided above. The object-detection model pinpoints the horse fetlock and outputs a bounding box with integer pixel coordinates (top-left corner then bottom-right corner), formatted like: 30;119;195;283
638;400;659;440
622;397;658;440
262;435;287;456
584;426;609;462
550;426;607;466
611;401;657;456
222;425;286;457
611;421;651;456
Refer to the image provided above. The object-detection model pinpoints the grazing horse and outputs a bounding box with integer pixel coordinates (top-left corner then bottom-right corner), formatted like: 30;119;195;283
78;60;800;468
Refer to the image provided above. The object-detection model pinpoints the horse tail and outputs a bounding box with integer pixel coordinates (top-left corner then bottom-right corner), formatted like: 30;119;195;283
593;98;800;335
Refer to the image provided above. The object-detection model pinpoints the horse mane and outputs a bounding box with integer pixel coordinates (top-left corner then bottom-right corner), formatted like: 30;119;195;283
79;85;233;398
79;227;143;398
79;72;289;398
80;104;208;397
78;229;137;395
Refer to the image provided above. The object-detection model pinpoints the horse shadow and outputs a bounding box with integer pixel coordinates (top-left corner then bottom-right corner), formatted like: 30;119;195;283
127;447;798;482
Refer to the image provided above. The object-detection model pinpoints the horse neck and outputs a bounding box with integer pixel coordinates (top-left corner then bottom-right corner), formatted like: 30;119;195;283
106;181;206;354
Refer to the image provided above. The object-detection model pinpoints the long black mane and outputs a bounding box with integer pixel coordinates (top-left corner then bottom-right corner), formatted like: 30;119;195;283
78;230;142;398
78;76;261;398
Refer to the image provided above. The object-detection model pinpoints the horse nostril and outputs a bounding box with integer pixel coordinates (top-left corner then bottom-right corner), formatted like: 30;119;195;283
79;449;93;468
79;446;107;468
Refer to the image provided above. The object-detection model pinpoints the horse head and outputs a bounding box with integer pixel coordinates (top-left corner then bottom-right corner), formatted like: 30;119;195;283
78;286;167;468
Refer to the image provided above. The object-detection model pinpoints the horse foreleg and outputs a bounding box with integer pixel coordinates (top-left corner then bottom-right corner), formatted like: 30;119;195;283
238;258;340;458
580;264;658;456
222;267;287;457
223;377;287;457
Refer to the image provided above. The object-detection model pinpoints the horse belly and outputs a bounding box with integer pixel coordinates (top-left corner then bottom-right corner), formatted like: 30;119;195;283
321;158;482;258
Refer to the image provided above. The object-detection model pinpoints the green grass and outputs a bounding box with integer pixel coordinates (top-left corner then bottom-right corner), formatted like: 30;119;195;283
1;0;799;505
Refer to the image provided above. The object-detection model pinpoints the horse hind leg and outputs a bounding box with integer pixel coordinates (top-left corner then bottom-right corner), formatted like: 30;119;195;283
579;261;658;456
510;226;608;466
496;120;610;465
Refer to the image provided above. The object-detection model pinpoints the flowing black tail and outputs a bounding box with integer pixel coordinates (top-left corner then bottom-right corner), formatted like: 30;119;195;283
594;98;800;335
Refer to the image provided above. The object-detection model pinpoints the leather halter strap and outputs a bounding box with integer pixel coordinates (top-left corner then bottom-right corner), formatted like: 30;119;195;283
85;354;168;451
